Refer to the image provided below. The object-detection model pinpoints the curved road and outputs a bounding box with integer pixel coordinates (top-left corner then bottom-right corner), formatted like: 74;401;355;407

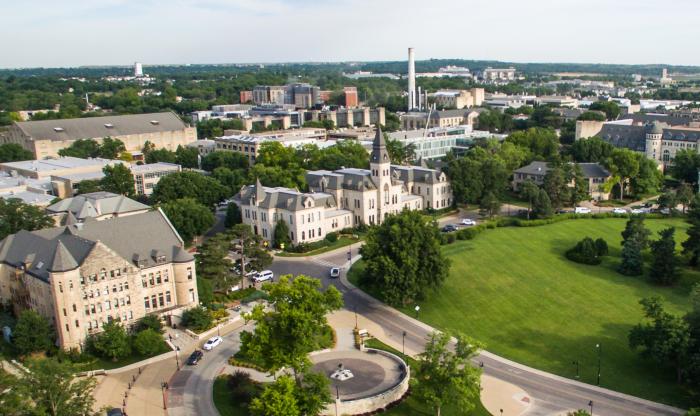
174;241;685;416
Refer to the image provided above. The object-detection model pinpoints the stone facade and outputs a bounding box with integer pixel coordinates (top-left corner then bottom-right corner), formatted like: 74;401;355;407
0;209;198;350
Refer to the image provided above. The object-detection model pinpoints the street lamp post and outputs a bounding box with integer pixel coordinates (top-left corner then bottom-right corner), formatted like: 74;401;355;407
335;385;340;416
589;400;594;415
161;381;167;410
354;306;358;330
402;331;407;355
596;343;601;386
175;346;180;371
414;305;420;318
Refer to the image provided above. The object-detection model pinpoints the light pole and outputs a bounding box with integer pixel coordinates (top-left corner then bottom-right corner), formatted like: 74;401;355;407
175;346;180;371
354;306;358;330
335;385;340;416
414;305;420;318
596;343;601;386
589;400;593;415
402;331;407;355
217;323;220;337
572;360;580;379
161;381;167;410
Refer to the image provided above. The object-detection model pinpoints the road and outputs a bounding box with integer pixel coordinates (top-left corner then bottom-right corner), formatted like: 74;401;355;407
270;246;685;416
167;322;252;416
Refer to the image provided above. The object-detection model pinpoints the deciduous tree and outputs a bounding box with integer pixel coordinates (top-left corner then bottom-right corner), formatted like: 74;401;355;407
0;198;54;240
160;197;215;245
90;320;131;361
100;164;135;197
13;310;53;355
0;143;33;162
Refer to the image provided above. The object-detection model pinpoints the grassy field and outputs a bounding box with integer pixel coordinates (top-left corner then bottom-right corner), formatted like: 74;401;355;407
351;217;699;407
276;236;361;257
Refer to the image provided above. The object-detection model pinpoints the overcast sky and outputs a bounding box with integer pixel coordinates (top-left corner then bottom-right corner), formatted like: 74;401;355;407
3;0;699;69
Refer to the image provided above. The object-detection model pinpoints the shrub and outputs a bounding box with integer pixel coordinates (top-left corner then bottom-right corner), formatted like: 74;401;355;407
325;232;338;243
227;371;260;403
566;237;602;265
135;314;163;333
595;238;609;256
181;306;214;332
133;329;165;356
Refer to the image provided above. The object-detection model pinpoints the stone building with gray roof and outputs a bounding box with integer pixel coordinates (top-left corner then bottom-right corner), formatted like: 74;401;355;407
0;209;199;349
512;161;612;201
46;191;151;223
233;129;451;246
0;112;196;159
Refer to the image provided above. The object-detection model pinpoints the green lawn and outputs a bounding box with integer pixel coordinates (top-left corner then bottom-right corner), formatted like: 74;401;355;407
351;217;699;407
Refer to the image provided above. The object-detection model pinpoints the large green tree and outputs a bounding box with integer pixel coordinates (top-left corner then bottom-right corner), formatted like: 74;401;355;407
90;320;131;361
201;151;249;172
58;139;101;158
0;198;54;240
249;375;300;416
175;145;200;168
618;217;650;276
589;101;621;120
160;197;215;246
0;369;31;415
630;155;663;197
273;219;292;249
100;164;135;197
152;171;227;207
607;149;639;200
629;297;691;383
543;165;569;209
21;358;99;416
0;143;33;162
360;210;450;306
505;127;559;161
683;196;700;266
386;138;416;165
133;328;165;356
99;137;126;159
212;166;247;196
241;275;343;375
649;227;679;286
225;202;243;227
413;331;482;416
569;137;615;163
12;310;53;355
671;149;700;184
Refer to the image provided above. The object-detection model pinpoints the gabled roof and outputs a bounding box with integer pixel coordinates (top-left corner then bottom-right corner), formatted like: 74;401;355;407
47;192;150;220
14;112;188;142
0;210;192;282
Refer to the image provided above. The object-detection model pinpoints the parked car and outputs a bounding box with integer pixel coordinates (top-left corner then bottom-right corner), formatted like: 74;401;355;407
574;207;592;214
106;409;124;416
203;335;223;351
329;267;340;278
612;208;627;214
187;350;204;365
460;218;477;226
441;224;458;233
630;208;648;214
254;270;274;283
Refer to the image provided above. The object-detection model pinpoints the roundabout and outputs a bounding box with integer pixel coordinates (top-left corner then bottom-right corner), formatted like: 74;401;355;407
311;348;410;415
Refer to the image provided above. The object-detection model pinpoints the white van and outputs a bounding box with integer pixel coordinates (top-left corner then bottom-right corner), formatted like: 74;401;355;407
254;270;274;283
575;207;592;214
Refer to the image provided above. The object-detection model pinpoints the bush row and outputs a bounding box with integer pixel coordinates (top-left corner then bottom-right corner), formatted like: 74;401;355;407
440;212;669;245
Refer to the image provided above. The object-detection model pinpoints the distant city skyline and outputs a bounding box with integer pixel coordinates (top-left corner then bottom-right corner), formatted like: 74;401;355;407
3;0;700;69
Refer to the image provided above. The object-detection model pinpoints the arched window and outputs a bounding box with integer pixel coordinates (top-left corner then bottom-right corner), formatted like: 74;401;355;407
384;184;390;204
663;150;670;162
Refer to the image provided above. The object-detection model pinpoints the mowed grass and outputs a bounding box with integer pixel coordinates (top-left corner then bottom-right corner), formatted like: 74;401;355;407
353;217;699;407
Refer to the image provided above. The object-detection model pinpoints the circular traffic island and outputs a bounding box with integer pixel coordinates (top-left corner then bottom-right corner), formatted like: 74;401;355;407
311;348;409;415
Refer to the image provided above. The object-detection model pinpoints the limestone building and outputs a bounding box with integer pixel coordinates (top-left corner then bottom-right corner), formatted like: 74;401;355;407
233;129;452;245
0;112;196;159
0;209;199;350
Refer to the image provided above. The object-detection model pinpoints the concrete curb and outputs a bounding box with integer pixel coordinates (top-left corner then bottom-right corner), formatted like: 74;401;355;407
338;257;686;416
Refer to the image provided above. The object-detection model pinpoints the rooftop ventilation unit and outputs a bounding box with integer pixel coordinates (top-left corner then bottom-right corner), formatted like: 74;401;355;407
53;127;64;132
150;120;160;125
104;123;114;128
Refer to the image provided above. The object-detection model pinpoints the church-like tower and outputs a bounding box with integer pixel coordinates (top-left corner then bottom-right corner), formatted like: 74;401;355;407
370;127;392;223
645;121;663;162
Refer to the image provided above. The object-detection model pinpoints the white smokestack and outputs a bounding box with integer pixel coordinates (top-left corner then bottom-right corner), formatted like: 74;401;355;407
408;47;416;111
134;62;143;78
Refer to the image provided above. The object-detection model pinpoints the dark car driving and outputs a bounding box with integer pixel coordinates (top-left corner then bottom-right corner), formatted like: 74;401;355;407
187;350;204;366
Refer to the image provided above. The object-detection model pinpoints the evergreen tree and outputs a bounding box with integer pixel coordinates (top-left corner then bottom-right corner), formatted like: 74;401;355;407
543;165;569;209
619;237;644;276
225;202;242;227
649;227;679;286
273;219;292;249
683;196;700;267
533;189;553;219
621;217;651;249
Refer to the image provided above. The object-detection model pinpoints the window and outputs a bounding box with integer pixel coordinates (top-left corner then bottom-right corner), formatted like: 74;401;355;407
75;320;79;328
65;324;69;332
128;311;133;320
112;284;117;293
187;267;193;280
164;270;169;282
100;269;106;280
156;272;162;284
72;304;77;312
158;293;164;307
59;282;63;293
69;280;73;290
142;279;147;288
144;297;150;309
124;281;129;290
63;308;67;317
189;288;195;302
166;291;172;304
289;215;293;225
149;273;154;286
151;295;157;309
105;300;111;310
126;295;131;305
103;286;109;296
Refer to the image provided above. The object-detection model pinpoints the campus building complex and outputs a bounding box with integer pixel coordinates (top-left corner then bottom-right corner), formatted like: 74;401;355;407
233;129;451;245
0;209;199;350
0;112;196;159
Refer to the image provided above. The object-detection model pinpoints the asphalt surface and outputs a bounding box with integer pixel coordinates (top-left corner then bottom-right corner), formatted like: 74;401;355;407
270;247;685;416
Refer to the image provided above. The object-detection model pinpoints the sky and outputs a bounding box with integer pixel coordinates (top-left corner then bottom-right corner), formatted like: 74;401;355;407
3;0;700;69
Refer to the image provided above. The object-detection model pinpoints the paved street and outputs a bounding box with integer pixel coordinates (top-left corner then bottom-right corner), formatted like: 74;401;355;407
271;246;684;416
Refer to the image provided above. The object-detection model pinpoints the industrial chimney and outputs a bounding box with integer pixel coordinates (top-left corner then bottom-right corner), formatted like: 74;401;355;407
407;48;416;111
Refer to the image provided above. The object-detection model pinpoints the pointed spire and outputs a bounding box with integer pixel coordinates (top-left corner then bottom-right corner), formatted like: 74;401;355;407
255;177;266;202
50;240;78;272
371;126;390;165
